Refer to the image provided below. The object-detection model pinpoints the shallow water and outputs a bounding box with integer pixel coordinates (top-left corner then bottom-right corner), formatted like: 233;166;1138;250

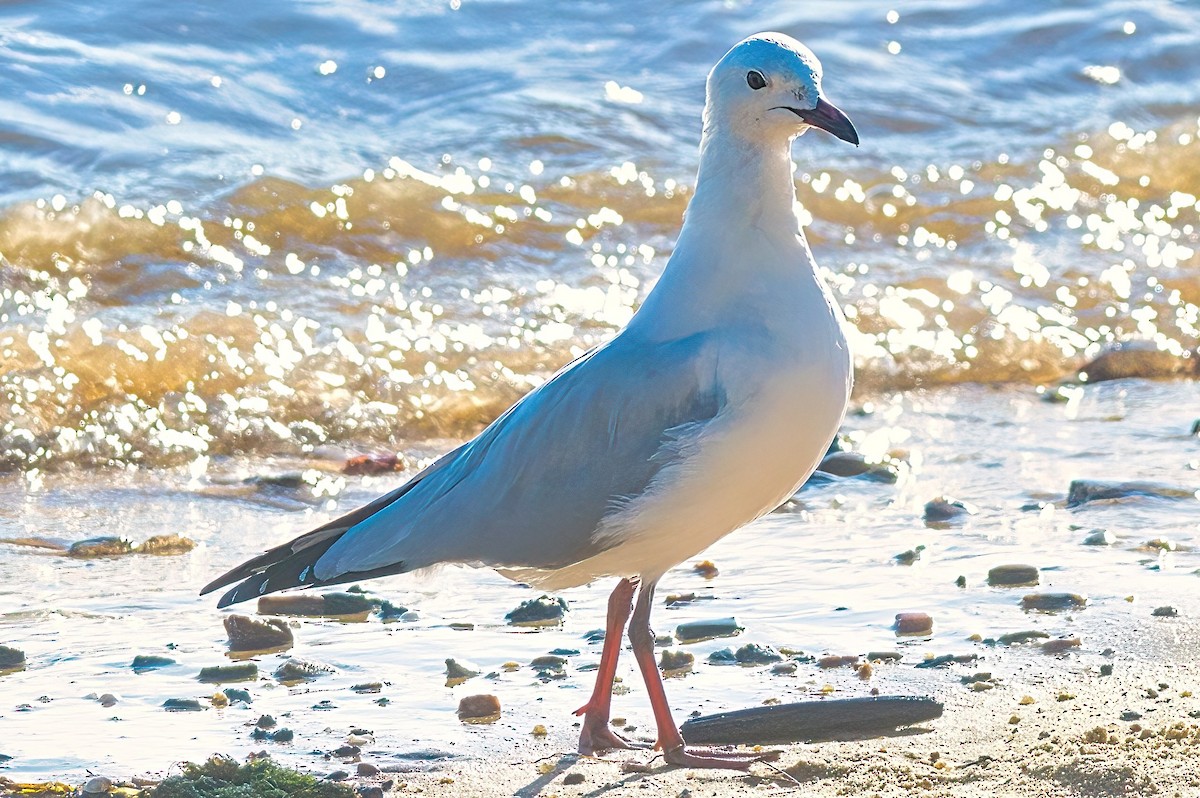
1;0;1199;784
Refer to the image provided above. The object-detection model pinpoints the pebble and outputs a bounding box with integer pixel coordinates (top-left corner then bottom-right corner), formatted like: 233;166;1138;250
342;453;406;475
771;661;798;675
162;698;204;711
351;682;383;693
529;655;567;670
357;788;384;798
658;649;694;674
505;595;568;626
674;617;742;643
375;600;409;621
923;497;978;525
1152;606;1179;617
257;592;373;618
735;643;783;665
445;658;480;685
1100;664;1114;676
457;694;501;722
915;654;975;669
274;659;332;682
197;663;258;683
866;651;901;663
357;762;380;777
224;614;293;652
256;714;276;728
680;695;944;745
894;612;933;636
1078;340;1198;382
818;654;859;669
692;560;719;578
130;654;176;671
82;776;113;795
1067;479;1198;507
135;534;196;555
1021;593;1087;612
326;770;349;781
987;564;1039;587
333;744;360;758
1121;711;1142;721
707;648;737;665
1083;529;1117;546
996;630;1050;646
563;772;585;785
448;621;474;630
816;451;899;483
68;537;134;558
98;693;119;708
0;646;27;670
1041;637;1081;654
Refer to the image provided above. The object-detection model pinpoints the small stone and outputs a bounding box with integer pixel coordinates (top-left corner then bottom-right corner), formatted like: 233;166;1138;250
135;534;196;555
1100;664;1114;676
997;630;1050;646
734;643;783;665
955;575;967;588
674;617;742;643
326;770;349;781
258;592;373;618
1152;606;1179;617
162;698;204;711
988;564;1039;587
856;662;873;680
692;560;719;579
357;762;380;776
222;688;252;704
457;694;501;722
659;649;694;674
448;622;474;630
1067;479;1198;508
131;654;176;671
224;614;293;652
98;693;118;707
924;497;978;525
1079;341;1198;383
818;654;859;669
817;451;899;482
343;453;406;475
82;776;113;795
333;744;360;758
707;648;737;665
1083;529;1116;546
1041;637;1081;654
1019;696;1035;705
1022;593;1086;612
351;682;382;693
197;663;258;683
358;788;384;798
530;724;548;736
374;600;409;621
270;728;294;742
895;612;933;636
274;659;332;683
445;658;480;685
210;691;229;708
563;772;585;785
256;714;277;728
866;651;901;663
1121;711;1142;721
771;661;797;675
621;761;652;773
505;595;568;627
530;655;567;671
0;646;27;671
68;537;134;558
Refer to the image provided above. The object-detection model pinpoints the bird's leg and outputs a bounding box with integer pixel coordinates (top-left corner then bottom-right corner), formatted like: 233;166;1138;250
574;577;646;754
628;579;779;770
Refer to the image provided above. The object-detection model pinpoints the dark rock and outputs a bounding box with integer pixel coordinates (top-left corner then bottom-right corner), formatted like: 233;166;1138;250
675;617;742;643
356;763;380;777
271;728;294;742
988;564;1039;587
256;714;276;728
197;663;258;683
866;651;902;663
923;497;978;525
915;654;976;669
351;682;383;693
816;451;899;483
448;621;474;630
583;628;606;642
375;600;409;621
735;644;783;665
996;630;1050;646
312;699;336;710
549;648;580;656
274;659;333;683
818;654;859;669
1079;341;1198;383
955;575;967;588
1121;711;1142;721
82;776;113;795
529;655;566;671
771;661;798;675
659;649;694;674
1100;664;1114;676
68;537;134;558
1152;606;1179;617
445;658;480;684
258;592;373;618
162;698;204;711
131;654;176;672
505;595;567;627
135;534;196;555
1067;479;1198;507
681;696;943;744
1041;637;1081;654
224;614;293;652
332;745;360;758
707;648;737;665
457;694;501;721
222;688;252;704
562;772;585;785
0;646;27;671
1022;593;1087;612
326;770;349;781
1083;529;1117;546
894;612;933;636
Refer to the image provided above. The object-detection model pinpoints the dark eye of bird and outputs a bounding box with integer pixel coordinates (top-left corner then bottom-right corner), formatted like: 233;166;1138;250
746;70;767;90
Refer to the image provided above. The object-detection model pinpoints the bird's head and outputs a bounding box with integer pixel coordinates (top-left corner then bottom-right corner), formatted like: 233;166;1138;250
704;32;858;147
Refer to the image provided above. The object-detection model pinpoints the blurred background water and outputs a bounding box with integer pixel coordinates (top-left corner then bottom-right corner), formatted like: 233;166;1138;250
0;0;1198;784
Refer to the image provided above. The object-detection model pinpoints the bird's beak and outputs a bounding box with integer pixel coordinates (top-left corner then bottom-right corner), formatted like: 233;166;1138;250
794;98;859;146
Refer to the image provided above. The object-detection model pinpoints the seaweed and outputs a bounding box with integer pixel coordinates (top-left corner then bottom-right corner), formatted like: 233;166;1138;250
152;756;353;798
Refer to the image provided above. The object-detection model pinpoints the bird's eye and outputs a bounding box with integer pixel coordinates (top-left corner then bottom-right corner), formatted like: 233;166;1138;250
746;70;767;90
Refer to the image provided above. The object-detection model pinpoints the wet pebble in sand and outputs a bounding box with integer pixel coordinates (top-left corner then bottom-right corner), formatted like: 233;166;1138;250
1041;637;1082;654
351;682;382;693
1022;593;1087;612
707;648;737;665
224;614;293;652
816;451;899;483
0;646;26;671
1067;479;1199;507
274;659;333;683
1152;606;1180;617
1078;340;1199;382
994;630;1050;646
675;617;742;643
895;612;934;636
357;788;384;798
130;654;176;672
356;763;380;777
735;644;783;665
818;654;860;669
923;497;978;525
445;659;480;686
374;600;409;621
659;649;694;675
1083;529;1117;546
692;560;719;579
457;694;501;722
505;595;567;627
222;688;252;705
562;773;585;785
163;698;204;711
197;663;258;683
82;776;112;795
250;727;294;743
135;534;196;555
771;661;798;675
258;592;373;618
988;564;1039;587
67;537;134;558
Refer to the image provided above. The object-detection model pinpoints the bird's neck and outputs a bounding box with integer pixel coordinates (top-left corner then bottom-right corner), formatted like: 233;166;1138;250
685;127;800;238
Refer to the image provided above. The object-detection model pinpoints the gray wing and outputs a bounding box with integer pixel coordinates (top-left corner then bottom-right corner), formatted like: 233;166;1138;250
312;330;723;580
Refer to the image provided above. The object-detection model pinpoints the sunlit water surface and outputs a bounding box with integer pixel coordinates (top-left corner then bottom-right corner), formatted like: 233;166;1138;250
0;0;1198;782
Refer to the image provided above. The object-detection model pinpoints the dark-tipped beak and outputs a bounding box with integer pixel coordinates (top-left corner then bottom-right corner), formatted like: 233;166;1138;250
793;98;859;146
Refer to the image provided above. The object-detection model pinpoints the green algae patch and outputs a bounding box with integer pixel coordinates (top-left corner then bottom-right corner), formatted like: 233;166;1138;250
153;756;354;798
